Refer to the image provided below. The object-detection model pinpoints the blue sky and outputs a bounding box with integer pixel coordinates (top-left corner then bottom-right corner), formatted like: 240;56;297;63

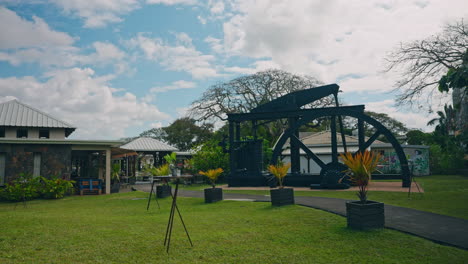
0;0;467;139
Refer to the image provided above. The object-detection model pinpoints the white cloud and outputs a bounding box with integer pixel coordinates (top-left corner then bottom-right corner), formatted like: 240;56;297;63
92;42;126;61
150;122;163;128
50;0;140;28
147;0;198;5
197;15;207;24
150;80;196;93
175;106;190;117
129;33;219;79
204;36;223;53
220;0;468;79
365;99;445;132
216;0;468;119
0;8;128;72
0;7;74;49
210;1;224;14
0;68;169;139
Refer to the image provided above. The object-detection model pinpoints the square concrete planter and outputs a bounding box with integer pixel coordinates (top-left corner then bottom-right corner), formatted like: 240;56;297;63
270;188;295;206
156;185;172;198
346;200;385;229
110;183;120;193
204;188;223;203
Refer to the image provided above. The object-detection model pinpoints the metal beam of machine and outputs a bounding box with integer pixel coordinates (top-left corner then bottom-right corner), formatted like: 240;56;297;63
291;135;326;169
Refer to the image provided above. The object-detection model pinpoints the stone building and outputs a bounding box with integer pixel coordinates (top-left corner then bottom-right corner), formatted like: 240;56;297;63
0;100;132;194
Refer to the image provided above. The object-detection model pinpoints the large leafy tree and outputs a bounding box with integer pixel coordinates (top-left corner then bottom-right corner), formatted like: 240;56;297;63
137;118;213;151
190;69;334;145
162;117;213;151
189;69;333;121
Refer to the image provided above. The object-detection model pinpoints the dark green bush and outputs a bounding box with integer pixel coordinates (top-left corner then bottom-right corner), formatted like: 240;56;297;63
0;173;41;202
39;176;75;199
0;173;74;202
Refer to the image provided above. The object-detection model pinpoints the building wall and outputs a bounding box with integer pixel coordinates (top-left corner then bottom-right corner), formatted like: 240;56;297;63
2;127;66;139
0;144;72;184
50;129;65;139
372;146;430;176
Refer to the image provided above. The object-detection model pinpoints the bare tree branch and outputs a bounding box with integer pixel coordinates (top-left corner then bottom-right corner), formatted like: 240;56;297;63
385;19;468;107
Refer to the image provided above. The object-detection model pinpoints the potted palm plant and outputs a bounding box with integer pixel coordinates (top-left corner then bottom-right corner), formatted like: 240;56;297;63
340;151;384;229
154;163;172;198
164;152;179;176
199;168;224;203
267;162;294;206
111;163;121;193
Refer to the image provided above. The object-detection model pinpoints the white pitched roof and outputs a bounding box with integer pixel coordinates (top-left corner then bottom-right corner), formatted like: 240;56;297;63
300;131;384;145
280;130;384;148
0;100;76;136
120;137;178;152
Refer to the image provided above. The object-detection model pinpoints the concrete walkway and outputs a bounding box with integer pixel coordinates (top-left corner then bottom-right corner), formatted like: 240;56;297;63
134;185;468;250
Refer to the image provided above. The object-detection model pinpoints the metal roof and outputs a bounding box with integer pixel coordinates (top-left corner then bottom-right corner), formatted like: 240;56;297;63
0;100;76;136
0;138;123;146
280;130;384;148
300;131;384;146
120;137;178;152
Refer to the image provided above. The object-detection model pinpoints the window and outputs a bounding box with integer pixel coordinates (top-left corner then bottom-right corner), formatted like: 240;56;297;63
39;129;50;139
0;128;5;138
17;129;28;138
0;153;5;185
33;153;41;177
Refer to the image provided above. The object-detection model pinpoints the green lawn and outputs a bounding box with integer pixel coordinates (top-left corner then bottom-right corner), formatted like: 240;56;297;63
181;175;468;219
1;192;467;263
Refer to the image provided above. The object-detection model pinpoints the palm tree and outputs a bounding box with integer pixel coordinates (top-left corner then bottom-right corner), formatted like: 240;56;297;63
427;104;456;136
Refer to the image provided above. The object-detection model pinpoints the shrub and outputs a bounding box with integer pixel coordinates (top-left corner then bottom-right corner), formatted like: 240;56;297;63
199;168;224;188
40;176;75;199
0;173;41;202
0;173;74;202
267;163;291;189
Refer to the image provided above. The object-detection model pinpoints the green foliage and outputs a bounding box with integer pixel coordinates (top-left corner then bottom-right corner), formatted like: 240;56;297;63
438;49;468;93
145;163;170;176
162;118;214;151
429;144;466;174
0;173;41;202
192;140;229;179
0;191;467;263
40;176;75;199
0;173;74;202
111;163;121;183
406;130;431;145
155;164;170;176
138;118;214;151
163;152;177;165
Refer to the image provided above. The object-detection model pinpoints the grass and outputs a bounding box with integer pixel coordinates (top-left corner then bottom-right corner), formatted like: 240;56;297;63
181;175;468;219
0;192;467;263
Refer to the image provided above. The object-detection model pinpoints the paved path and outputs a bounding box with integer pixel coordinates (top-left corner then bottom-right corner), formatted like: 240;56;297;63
134;185;468;250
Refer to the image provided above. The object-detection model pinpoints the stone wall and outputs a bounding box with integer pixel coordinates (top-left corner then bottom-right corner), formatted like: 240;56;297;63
0;144;72;183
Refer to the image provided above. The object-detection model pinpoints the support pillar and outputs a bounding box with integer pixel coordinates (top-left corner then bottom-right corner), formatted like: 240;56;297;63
331;115;338;163
228;121;235;184
358;119;365;152
105;148;111;194
289;117;300;174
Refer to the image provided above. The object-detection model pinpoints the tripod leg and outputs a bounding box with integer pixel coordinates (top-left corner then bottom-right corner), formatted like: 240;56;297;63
165;181;179;253
174;203;193;246
154;188;160;209
147;180;155;211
